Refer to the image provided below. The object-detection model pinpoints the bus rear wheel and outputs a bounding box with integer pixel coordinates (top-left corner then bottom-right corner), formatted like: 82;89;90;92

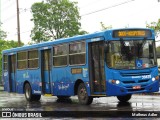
117;94;132;102
24;83;41;101
78;83;93;105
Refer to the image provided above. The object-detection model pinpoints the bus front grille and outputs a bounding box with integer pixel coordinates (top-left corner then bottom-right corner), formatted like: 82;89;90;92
120;72;150;77
122;79;149;84
122;81;135;84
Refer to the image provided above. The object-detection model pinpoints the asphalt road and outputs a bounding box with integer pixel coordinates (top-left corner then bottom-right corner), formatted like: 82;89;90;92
0;89;160;119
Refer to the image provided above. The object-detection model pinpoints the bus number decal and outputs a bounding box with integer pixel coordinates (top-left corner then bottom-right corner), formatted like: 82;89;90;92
33;90;41;94
91;38;101;42
142;75;151;79
43;47;48;50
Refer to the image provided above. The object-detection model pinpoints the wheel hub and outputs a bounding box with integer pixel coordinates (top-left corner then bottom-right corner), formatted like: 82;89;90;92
80;88;86;100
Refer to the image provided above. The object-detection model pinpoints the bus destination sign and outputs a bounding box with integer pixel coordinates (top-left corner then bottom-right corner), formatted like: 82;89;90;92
113;29;152;38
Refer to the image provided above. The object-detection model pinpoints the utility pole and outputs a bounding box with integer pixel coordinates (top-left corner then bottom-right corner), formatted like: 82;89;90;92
16;0;21;46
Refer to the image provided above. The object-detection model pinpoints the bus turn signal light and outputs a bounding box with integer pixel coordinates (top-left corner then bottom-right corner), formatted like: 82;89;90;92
155;76;159;80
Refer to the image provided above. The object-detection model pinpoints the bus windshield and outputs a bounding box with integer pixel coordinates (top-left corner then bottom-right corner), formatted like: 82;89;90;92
106;40;156;69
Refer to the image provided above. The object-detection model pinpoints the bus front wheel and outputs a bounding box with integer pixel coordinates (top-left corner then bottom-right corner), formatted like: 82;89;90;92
117;94;132;102
24;83;41;101
78;83;93;105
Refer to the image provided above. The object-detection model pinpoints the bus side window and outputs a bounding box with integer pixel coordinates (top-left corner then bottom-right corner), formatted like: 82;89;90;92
17;51;27;70
28;50;38;69
69;41;86;65
53;44;68;66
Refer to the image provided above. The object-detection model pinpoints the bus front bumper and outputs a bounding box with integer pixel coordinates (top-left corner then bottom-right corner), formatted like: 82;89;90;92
106;80;159;96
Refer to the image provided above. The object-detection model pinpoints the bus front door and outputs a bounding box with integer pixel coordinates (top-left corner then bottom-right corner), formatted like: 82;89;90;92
89;41;106;95
41;49;52;94
8;54;16;92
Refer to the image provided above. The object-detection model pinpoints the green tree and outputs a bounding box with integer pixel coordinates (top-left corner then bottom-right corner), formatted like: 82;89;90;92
146;19;160;37
146;19;160;61
31;0;86;43
0;40;23;77
100;22;112;31
0;23;7;40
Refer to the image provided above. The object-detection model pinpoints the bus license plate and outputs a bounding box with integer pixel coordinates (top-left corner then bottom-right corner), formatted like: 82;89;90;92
133;86;141;89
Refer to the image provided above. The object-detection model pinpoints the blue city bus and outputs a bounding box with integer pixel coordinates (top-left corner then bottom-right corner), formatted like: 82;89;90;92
2;28;159;105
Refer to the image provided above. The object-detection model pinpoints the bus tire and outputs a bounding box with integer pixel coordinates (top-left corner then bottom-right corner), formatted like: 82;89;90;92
78;83;93;105
24;83;33;101
117;94;132;102
24;83;41;101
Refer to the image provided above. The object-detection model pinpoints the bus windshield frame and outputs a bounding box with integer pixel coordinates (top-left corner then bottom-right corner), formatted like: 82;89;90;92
105;39;157;70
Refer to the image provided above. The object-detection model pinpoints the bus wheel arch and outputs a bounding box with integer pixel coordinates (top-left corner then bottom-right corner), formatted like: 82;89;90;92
75;80;93;105
74;79;83;95
23;81;41;101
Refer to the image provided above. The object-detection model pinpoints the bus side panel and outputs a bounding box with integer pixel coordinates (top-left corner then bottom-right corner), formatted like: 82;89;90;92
52;67;74;96
3;71;9;92
16;69;41;94
52;66;90;96
28;69;41;95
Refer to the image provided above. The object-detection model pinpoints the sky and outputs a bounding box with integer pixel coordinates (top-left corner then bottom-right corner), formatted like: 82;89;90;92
0;0;160;44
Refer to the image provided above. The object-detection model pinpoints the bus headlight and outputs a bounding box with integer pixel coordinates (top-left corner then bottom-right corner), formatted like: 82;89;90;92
110;80;120;84
152;77;155;81
116;80;120;84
